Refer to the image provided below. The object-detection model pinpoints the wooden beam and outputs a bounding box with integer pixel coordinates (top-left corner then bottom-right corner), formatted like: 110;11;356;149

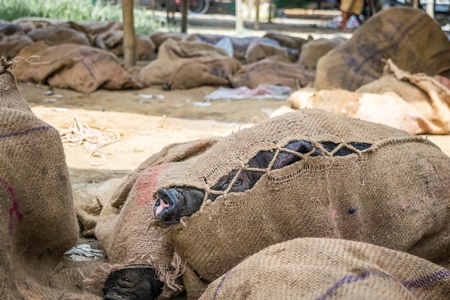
122;0;136;66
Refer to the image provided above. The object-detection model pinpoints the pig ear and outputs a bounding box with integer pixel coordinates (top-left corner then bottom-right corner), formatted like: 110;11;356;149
272;140;320;170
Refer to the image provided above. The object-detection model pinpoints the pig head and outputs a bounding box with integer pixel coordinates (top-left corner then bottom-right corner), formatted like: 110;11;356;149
153;140;325;225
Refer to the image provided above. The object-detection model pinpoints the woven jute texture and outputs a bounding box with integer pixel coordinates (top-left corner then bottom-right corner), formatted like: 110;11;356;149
94;138;223;299
146;109;450;298
314;7;450;91
201;238;450;299
0;57;101;299
11;41;141;94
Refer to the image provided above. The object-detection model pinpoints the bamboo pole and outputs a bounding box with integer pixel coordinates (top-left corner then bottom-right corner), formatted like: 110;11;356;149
254;0;260;30
235;0;243;32
181;0;189;33
122;0;136;67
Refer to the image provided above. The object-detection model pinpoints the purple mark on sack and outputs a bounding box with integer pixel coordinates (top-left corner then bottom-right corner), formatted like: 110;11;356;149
0;178;23;235
213;269;231;299
0;125;52;139
316;271;394;300
403;269;450;289
347;208;357;215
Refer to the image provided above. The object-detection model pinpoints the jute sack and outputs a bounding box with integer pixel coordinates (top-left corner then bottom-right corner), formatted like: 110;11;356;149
11;42;141;93
138;39;229;86
73;178;125;237
230;56;316;90
245;38;299;64
0;23;34;58
150;32;188;51
94;30;156;60
298;36;347;70
0;57;100;299
263;32;310;50
27;27;91;46
148;109;450;298
166;56;241;90
356;59;450;134
201;238;450;300
288;88;430;135
315;7;450;91
94;138;222;299
12;17;67;30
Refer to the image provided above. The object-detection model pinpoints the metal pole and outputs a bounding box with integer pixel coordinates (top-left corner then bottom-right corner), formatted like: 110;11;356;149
122;0;136;66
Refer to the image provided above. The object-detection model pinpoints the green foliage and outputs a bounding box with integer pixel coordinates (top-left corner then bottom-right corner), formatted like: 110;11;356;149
0;0;171;34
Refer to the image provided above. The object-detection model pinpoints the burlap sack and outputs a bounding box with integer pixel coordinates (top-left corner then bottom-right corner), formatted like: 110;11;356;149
288;88;431;135
166;56;241;90
138;39;229;86
230;56;316;90
245;38;299;64
11;42;141;93
298;36;347;70
27;27;91;46
315;7;450;91
147;109;450;298
94;31;156;60
12;17;67;30
0;57;100;299
201;238;450;299
0;23;34;58
73;178;125;237
95;138;222;299
68;20;123;44
263;32;310;50
150;32;189;50
356;59;450;134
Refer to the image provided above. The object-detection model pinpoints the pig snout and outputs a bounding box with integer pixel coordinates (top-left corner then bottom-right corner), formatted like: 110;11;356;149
154;187;205;225
103;266;163;300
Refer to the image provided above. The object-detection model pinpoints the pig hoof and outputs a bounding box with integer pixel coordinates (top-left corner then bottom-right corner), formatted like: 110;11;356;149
103;266;163;300
162;83;171;90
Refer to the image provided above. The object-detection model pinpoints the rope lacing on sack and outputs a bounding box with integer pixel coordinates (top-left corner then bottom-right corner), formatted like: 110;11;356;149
60;115;120;166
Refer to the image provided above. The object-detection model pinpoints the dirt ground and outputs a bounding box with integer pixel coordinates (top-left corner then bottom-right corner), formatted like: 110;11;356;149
16;11;450;184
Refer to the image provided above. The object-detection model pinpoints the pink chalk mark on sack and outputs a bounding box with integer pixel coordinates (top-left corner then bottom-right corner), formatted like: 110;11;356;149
0;178;23;235
330;209;337;219
135;164;170;207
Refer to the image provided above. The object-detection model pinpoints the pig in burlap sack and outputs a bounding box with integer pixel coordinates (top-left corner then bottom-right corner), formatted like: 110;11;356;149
0;57;102;299
93;138;223;299
315;7;450;91
298;36;347;70
148;109;450;298
94;30;156;60
11;41;141;93
27;27;91;46
230;56;316;90
0;22;34;58
138;39;230;87
202;238;450;299
288;60;450;135
263;32;310;50
165;56;241;90
244;38;300;64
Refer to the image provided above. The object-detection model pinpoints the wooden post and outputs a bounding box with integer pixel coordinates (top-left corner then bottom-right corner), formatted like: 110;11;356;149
181;0;189;33
254;0;260;30
122;0;136;66
235;0;244;32
268;0;273;23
